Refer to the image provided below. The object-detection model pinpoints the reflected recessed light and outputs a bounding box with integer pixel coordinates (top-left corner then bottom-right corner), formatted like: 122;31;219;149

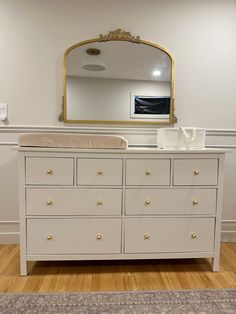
81;48;106;71
153;70;161;76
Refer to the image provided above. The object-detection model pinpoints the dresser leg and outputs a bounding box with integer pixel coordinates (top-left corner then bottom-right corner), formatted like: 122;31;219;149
20;259;28;276
212;257;220;272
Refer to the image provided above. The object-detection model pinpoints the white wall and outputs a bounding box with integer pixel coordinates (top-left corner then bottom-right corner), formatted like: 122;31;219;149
0;0;236;242
67;76;170;121
1;0;236;128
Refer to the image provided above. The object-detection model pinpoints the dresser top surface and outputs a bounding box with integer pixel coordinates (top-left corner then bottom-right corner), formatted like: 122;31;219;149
17;146;229;154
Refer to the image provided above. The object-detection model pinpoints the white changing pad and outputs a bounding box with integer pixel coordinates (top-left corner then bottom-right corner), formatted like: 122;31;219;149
19;133;128;149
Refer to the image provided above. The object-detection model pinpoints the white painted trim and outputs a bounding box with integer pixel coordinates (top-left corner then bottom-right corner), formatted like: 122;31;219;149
0;233;19;244
0;125;236;135
0;126;236;149
0;142;18;146
0;221;19;244
0;125;156;135
206;145;236;149
221;220;236;242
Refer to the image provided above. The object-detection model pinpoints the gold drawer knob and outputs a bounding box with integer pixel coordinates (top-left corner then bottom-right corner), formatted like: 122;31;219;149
96;234;102;240
96;200;103;206
144;233;150;240
193;170;199;175
191;233;197;239
47;169;53;175
145;170;151;175
47;200;53;206
144;199;151;205
97;170;103;175
192;200;198;205
47;234;53;240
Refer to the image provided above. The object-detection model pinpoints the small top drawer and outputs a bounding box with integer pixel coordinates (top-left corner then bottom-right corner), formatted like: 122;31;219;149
25;157;74;185
126;159;170;186
77;158;123;186
173;159;218;186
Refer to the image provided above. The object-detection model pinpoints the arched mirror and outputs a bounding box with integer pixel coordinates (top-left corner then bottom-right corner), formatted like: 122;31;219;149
61;29;176;125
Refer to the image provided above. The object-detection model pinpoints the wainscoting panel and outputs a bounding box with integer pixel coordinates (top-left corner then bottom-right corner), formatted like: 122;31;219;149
0;125;236;243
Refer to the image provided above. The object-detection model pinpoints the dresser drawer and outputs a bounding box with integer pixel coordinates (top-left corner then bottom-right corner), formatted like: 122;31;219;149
27;218;121;254
26;188;122;215
173;159;218;186
77;158;123;186
125;188;216;215
26;157;74;185
124;217;215;253
126;159;170;186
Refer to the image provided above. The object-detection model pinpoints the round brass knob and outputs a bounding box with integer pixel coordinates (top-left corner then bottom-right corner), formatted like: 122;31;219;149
47;234;53;240
144;199;150;205
144;233;150;240
96;200;103;206
145;170;151;175
192;200;198;205
97;170;103;175
47;200;53;206
194;170;199;175
47;169;53;174
191;233;197;239
96;234;102;240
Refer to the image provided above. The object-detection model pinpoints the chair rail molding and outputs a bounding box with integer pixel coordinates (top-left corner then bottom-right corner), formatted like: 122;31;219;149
0;125;236;148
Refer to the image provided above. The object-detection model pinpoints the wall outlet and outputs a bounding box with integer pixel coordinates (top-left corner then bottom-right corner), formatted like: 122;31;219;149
0;103;8;120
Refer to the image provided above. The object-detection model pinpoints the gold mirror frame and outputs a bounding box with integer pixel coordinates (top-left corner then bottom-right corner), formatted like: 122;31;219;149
60;29;176;125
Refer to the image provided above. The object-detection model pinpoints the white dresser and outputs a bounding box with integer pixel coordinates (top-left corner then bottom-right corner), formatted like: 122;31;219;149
18;147;226;275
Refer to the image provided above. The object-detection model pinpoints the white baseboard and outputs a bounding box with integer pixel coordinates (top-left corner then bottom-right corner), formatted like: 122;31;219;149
221;220;236;242
0;233;19;244
0;221;19;244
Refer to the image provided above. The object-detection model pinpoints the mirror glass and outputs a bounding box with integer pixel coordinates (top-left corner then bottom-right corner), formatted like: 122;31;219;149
63;31;175;125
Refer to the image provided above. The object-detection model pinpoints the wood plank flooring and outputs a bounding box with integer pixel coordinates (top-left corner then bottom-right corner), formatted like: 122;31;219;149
0;243;235;292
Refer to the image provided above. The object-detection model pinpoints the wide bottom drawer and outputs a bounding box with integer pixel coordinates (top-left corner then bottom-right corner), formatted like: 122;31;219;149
27;218;121;254
124;217;215;253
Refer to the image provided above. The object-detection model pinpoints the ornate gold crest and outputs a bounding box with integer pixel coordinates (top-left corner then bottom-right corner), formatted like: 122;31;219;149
99;28;140;43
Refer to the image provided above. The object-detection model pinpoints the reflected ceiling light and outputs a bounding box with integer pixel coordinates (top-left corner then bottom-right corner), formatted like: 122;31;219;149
81;48;106;71
153;70;161;76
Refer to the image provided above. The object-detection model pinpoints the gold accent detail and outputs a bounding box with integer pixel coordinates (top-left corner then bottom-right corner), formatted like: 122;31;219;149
47;169;53;174
191;233;197;239
96;234;102;240
86;48;101;55
97;170;103;175
144;234;150;240
99;28;140;43
47;200;53;206
58;96;64;121
192;200;198;205
144;199;151;206
194;170;199;175
96;200;103;206
145;170;151;175
47;234;53;240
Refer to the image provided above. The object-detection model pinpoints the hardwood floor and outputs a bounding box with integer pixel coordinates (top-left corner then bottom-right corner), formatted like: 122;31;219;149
0;243;236;292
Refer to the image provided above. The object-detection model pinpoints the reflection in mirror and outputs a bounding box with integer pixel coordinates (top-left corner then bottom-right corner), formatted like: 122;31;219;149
63;30;175;125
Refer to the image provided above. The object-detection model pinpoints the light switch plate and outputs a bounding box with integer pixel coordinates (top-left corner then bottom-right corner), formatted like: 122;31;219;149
0;103;8;120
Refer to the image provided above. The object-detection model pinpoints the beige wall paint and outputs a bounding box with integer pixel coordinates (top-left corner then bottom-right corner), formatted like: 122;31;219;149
0;0;236;127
